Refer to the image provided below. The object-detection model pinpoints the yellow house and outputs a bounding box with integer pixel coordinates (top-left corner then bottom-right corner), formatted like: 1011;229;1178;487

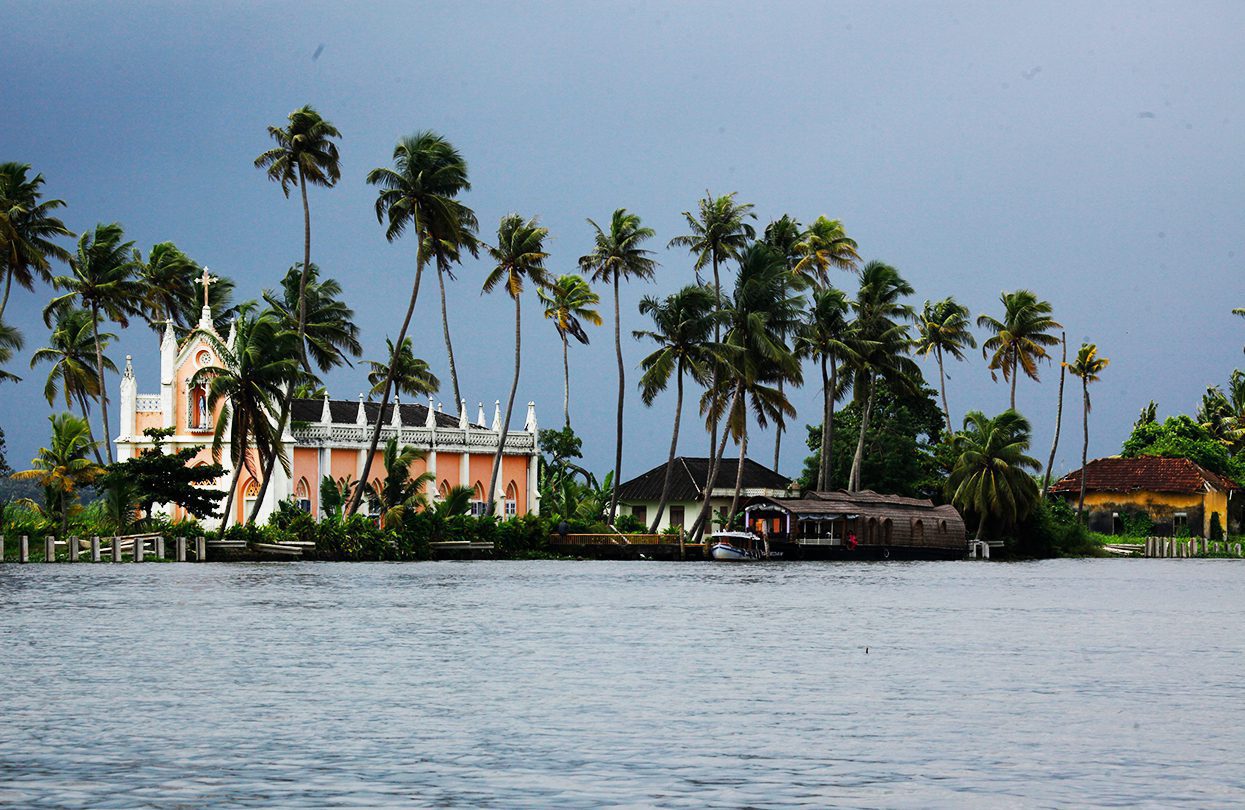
1049;456;1240;538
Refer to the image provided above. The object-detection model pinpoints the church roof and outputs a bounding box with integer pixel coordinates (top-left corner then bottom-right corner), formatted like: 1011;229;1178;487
290;398;463;429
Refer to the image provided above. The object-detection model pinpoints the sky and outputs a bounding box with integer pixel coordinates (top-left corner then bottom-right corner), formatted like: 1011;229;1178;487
2;1;1243;485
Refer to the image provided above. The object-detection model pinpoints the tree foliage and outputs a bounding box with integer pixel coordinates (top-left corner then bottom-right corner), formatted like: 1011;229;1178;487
101;428;226;521
1122;414;1245;483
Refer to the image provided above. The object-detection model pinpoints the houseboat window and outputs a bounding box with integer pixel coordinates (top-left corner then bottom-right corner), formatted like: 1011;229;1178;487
912;519;924;543
883;518;893;545
669;505;685;528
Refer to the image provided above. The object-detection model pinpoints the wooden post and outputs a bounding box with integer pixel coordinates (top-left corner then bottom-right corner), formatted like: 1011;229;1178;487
68;536;79;561
19;535;29;563
1235;543;1242;557
156;536;165;559
678;527;685;561
196;536;206;562
0;534;4;562
91;536;101;563
45;536;55;563
135;536;145;563
176;536;186;562
111;536;122;563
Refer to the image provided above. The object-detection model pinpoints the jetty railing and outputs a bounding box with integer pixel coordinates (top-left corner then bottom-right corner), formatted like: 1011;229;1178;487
550;533;670;546
1141;537;1243;558
2;534;208;563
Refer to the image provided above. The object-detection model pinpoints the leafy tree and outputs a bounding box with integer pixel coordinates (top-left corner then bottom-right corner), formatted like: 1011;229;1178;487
1122;415;1244;483
30;307;115;463
102;428;226;522
352;131;477;517
579;208;658;522
12;413;103;536
483;213;551;513
946;409;1042;539
537;425;594;489
1197;370;1245;454
796;286;855;490
364;439;434;529
0;162;73;320
634;284;720;531
1064;343;1109;516
367;336;439;400
914;296;977;434
538;274;601;428
977;290;1062;411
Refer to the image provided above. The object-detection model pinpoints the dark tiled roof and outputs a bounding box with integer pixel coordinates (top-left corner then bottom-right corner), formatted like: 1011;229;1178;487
616;457;791;502
290;398;462;429
1049;456;1239;495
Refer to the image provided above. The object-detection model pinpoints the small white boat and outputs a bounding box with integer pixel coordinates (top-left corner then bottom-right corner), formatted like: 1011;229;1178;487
709;531;767;561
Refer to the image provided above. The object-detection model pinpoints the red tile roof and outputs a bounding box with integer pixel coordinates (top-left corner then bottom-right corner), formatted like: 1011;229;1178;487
1049;456;1240;495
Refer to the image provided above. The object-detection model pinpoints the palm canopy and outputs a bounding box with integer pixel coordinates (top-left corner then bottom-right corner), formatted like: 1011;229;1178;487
365;439;434;528
0;162;73;317
946;409;1042;534
30;308;116;408
763;214;804;270
977;290;1062;404
0;320;22;383
254;105;342;196
634;284;721;404
13;412;102;534
845;261;920;394
1065;342;1109;406
796;286;855;364
793;216;860;287
262;263;362;373
367;337;439;400
134;241;199;333
45;224;142;327
366;131;479;274
915;297;977;360
667;191;755;285
484;214;550;299
539;274;601;344
579;208;658;284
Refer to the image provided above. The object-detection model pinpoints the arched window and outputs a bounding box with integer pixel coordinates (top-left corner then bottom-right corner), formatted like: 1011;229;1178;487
882;518;893;545
504;481;518;518
241;479;260;522
470;481;488;517
296;478;311;513
438;480;451;499
912;519;924;545
188;384;210;431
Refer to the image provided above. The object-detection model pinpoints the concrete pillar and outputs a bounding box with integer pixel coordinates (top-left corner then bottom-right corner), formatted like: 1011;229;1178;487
112;536;122;563
1235;543;1242;557
196;536;206;561
91;536;101;563
156;537;165;559
69;536;79;561
19;535;29;563
135;537;145;562
45;536;55;563
176;536;186;562
0;535;4;562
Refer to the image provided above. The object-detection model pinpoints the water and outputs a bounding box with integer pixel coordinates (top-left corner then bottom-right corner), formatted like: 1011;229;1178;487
1;559;1243;808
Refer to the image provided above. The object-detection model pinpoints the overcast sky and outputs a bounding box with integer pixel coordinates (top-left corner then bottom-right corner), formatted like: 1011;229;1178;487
2;1;1242;484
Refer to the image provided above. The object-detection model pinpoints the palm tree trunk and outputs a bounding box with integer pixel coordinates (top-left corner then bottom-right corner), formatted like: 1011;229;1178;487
0;271;12;321
1042;333;1067;495
937;345;953;435
691;382;739;542
76;390;104;466
562;331;570;428
650;369;684;532
976;513;985;541
826;357;838;490
247;394;290;524
772;378;783;472
709;255;720;462
818;356;830;490
728;425;748;529
849;377;875;492
1010;346;1018;411
608;274;623;524
346;264;425;517
437;261;462;408
219;461;244;530
1078;379;1089;518
91;304;114;464
487;295;521;515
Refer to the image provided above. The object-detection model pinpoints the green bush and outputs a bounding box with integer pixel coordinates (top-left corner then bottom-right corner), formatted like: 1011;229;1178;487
1210;512;1224;541
1118;510;1154;538
613;514;645;533
1006;499;1103;558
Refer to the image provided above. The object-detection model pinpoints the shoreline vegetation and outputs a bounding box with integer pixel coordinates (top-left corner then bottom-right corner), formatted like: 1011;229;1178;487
2;108;1244;563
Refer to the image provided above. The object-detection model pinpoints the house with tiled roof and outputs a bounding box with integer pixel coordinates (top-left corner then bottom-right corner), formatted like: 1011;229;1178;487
615;457;791;532
1049;456;1241;537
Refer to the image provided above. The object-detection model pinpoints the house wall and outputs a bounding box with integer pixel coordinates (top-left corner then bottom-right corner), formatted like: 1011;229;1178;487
1075;490;1223;537
623;499;727;533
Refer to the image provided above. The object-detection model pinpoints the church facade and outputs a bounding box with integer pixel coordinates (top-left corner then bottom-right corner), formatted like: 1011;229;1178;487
115;299;540;527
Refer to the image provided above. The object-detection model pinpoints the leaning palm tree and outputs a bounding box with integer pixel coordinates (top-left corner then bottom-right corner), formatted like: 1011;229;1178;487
844;261;921;491
134;241;199;348
795;286;856;490
45;223;141;463
977;290;1062;411
248;262;362;523
792;215;860;288
1042;332;1068;495
364;438;435;528
0;319;22;384
30;308;116;464
579;208;658;523
1065;343;1109;517
0;162;73;320
914;296;977;434
13;413;103;538
367;336;440;400
946;409;1042;539
192;313;299;527
482;213;551;515
538;274;601;428
634;284;720;532
349;131;477;517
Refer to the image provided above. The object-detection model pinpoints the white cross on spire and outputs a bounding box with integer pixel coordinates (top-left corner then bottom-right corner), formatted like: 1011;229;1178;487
197;266;218;309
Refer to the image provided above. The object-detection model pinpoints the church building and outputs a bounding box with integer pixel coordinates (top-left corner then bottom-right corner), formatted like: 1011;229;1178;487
114;276;540;527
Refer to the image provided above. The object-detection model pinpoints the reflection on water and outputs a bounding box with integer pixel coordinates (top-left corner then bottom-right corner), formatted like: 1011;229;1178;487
2;560;1243;807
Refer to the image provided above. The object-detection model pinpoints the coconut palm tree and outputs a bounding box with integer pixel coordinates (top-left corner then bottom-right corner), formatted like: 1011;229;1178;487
364;438;435;528
13;413;103;537
792;216;860;288
538;274;601;428
248;262;362;523
762;215;803;268
350;132;477;517
192;313;299;527
134;242;198;347
914;297;977;434
977;290;1062;411
30;308;116;464
795;286;856;490
634;284;720;532
483;213;551;514
844;261;921;492
0;162;73;320
0;319;22;384
367;337;439;400
1042;332;1068;495
45;223;142;464
1199;371;1245;454
946;409;1042;539
1065;343;1109;517
579;208;658;523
